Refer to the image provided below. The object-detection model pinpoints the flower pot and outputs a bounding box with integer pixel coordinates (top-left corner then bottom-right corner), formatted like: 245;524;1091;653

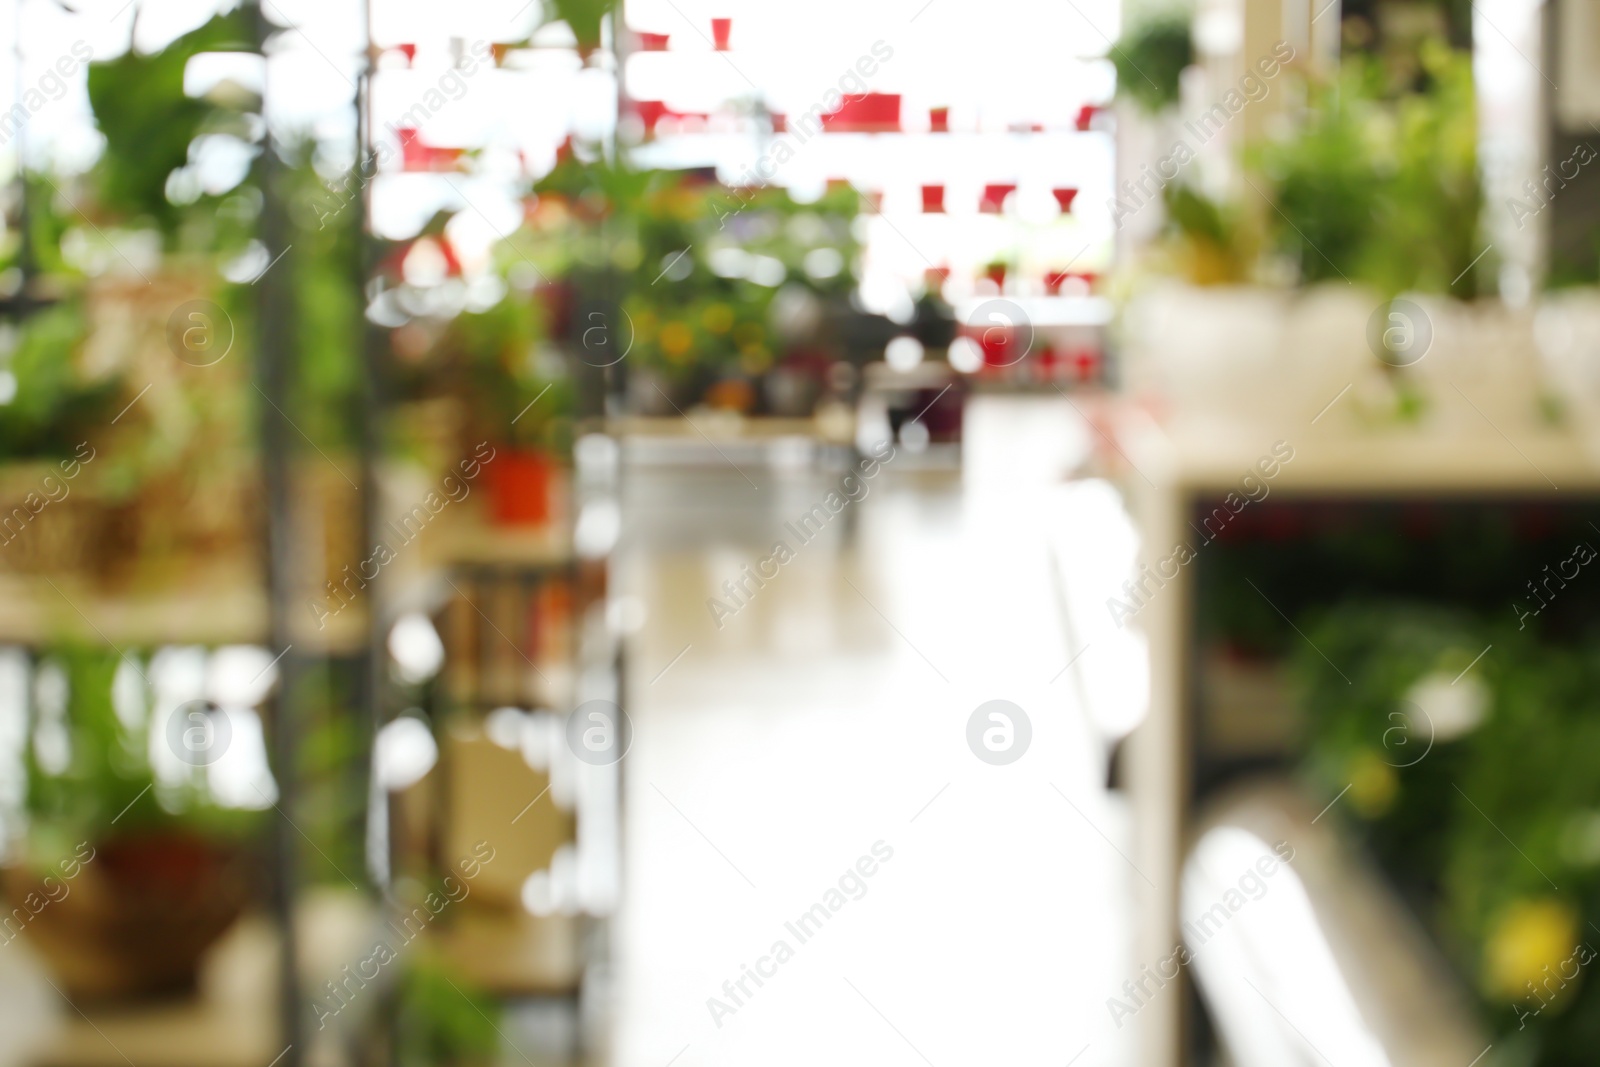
485;449;554;527
929;107;949;133
2;833;249;1002
980;184;1016;214
704;374;757;413
821;93;901;133
638;31;669;51
711;18;731;50
976;324;1016;367
1052;187;1079;213
921;185;945;213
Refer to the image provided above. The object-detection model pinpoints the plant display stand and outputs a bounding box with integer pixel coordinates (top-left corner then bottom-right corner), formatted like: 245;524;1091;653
1109;408;1600;1067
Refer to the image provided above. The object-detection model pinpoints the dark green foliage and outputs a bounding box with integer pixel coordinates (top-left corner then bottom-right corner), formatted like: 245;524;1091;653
396;956;500;1067
1112;16;1193;114
23;647;260;855
0;302;116;459
1293;603;1600;1064
545;0;616;50
85;11;257;243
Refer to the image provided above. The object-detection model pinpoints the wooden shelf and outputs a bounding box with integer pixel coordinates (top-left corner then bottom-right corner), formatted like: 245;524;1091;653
1116;409;1600;494
605;410;855;444
1107;403;1600;1067
0;562;359;653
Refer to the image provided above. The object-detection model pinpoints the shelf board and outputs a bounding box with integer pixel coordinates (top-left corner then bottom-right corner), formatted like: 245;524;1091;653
0;562;357;652
1116;409;1600;495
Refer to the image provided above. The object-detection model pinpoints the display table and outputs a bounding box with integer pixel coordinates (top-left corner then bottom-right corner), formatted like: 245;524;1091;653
1108;406;1600;1067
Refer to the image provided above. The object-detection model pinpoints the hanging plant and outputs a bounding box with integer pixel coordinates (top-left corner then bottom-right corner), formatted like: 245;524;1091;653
1112;15;1193;114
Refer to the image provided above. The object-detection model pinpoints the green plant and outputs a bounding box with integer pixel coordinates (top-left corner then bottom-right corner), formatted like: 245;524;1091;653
1293;603;1600;1064
1156;183;1253;284
544;0;617;53
1250;42;1483;295
0;301;119;459
86;11;258;247
22;647;260;858
445;292;576;453
1112;15;1193;114
396;953;500;1067
614;177;858;382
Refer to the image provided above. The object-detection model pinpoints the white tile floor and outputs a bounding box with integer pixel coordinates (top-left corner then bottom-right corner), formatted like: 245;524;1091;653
614;397;1137;1067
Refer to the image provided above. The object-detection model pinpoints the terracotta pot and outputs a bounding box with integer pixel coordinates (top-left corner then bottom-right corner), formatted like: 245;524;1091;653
703;374;756;413
921;185;945;213
1;833;249;1002
711;18;731;49
485;449;554;526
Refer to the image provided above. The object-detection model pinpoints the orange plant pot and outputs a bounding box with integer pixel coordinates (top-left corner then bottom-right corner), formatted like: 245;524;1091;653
486;449;554;526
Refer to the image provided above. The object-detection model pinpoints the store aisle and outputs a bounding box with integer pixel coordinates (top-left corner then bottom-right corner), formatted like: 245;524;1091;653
614;398;1137;1067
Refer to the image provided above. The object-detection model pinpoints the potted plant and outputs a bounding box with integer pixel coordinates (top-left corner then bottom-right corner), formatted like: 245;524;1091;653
445;293;573;526
4;646;262;1000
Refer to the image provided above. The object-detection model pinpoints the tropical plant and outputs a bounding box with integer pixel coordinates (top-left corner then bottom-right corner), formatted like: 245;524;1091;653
86;10;258;249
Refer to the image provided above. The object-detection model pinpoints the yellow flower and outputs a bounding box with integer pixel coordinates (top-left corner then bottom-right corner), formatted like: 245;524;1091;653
660;322;693;362
738;346;771;374
703;304;734;334
1483;898;1581;1003
633;311;656;344
1347;749;1398;818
